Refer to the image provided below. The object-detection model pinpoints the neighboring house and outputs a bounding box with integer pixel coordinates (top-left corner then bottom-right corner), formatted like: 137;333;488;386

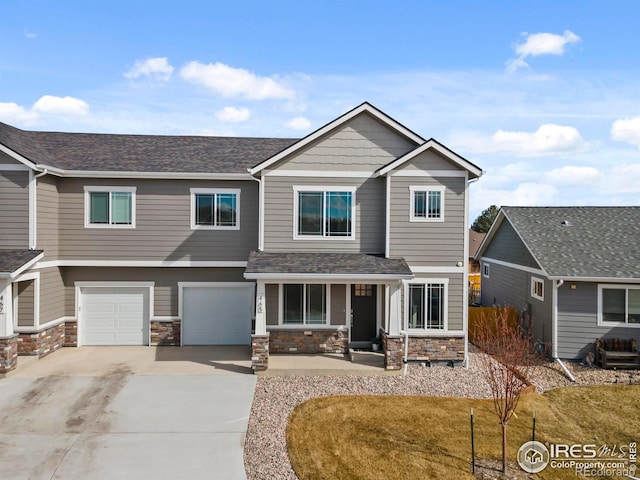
476;206;640;361
0;102;482;373
468;229;485;304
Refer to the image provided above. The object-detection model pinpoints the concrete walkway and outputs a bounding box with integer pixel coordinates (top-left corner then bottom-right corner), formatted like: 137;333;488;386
0;347;256;480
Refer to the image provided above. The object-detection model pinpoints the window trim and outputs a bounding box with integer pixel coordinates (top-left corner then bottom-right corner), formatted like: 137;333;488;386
404;278;448;332
483;263;490;278
597;284;640;328
292;186;356;240
531;276;544;301
409;185;445;222
190;188;241;231
278;282;331;326
84;186;136;229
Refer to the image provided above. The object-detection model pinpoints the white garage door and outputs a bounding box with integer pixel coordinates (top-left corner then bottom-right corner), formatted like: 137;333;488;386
182;285;252;345
80;287;149;345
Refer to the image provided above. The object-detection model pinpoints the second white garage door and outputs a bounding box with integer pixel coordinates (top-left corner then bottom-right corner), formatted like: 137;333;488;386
182;284;253;345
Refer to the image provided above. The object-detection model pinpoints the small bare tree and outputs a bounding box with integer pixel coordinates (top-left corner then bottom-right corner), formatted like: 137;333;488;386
475;306;534;474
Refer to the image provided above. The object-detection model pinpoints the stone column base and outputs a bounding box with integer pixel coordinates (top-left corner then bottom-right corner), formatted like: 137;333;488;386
382;332;404;370
0;334;18;374
251;333;269;372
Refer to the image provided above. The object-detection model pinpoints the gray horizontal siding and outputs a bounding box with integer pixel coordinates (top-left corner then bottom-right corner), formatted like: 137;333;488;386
0;170;29;249
266;284;279;326
480;261;528;309
37;177;59;260
389;176;465;265
0;151;25;165
331;284;347;325
39;267;66;324
61;266;248;318
409;273;464;331
395;149;460;172
557;282;640;360
263;176;385;253
276;113;415;171
484;221;540;269
16;279;35;327
57;178;257;261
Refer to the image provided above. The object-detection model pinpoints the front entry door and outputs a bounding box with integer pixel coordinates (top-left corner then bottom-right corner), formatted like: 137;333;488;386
351;284;377;344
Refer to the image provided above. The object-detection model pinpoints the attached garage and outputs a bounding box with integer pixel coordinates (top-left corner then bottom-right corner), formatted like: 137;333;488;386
79;285;151;345
181;283;253;345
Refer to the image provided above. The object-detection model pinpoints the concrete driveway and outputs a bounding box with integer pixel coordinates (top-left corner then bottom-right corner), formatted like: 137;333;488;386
0;347;256;480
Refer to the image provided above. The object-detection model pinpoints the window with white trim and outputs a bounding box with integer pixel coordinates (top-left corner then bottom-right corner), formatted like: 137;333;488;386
84;186;136;228
408;281;446;330
293;186;355;239
190;188;240;230
409;186;445;222
599;285;640;326
531;277;544;301
282;284;327;325
483;263;490;278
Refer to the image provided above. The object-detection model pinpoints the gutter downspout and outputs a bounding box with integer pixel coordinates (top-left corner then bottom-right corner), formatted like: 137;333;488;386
34;168;49;179
552;279;575;382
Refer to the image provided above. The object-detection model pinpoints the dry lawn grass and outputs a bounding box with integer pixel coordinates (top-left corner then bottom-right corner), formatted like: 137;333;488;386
287;385;640;480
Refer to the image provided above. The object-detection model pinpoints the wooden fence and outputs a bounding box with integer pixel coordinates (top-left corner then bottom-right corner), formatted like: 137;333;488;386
468;306;519;345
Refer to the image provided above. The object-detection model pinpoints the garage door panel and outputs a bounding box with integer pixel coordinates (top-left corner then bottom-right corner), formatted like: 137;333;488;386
183;286;252;346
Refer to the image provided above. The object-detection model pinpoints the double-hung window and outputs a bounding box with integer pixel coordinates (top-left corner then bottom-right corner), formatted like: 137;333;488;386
407;281;447;330
191;188;240;230
294;186;355;239
282;284;328;325
84;186;136;228
599;285;640;326
409;186;445;222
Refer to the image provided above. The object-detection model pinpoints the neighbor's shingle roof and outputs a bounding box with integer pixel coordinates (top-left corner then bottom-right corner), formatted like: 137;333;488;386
502;206;640;279
0;122;297;173
245;251;413;278
0;250;43;275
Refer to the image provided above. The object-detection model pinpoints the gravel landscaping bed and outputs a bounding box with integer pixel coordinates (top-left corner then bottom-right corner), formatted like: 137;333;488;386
244;352;639;480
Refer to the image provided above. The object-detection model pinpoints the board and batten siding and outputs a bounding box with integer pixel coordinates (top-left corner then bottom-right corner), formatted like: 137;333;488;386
36;176;59;260
263;176;385;253
61;266;248;318
557;282;640;360
0;169;29;249
389;176;465;266
276;113;416;172
57;178;257;261
483;221;540;269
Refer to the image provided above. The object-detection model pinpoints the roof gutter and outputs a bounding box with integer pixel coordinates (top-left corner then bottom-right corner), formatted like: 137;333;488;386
243;273;414;281
34;165;255;181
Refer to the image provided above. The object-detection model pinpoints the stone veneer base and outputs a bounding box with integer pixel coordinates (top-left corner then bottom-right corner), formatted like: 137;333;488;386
151;320;181;346
252;334;269;372
17;323;65;359
268;329;347;354
0;334;18;374
382;331;465;370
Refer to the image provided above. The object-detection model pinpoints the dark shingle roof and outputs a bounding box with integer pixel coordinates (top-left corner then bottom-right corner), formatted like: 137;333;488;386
0;122;297;173
0;250;44;275
502;206;640;279
245;251;413;278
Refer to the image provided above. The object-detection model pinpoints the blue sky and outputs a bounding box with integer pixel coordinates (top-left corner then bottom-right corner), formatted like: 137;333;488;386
1;0;639;221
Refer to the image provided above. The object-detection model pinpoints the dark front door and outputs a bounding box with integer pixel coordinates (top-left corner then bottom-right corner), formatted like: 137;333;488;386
351;284;377;343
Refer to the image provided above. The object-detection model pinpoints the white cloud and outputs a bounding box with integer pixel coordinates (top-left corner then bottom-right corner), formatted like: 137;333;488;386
180;61;295;100
215;106;250;123
124;57;174;82
24;30;38;40
607;164;640;194
0;102;39;125
611;116;640;148
545;166;601;186
507;30;581;73
472;182;559;211
284;116;311;130
33;95;89;116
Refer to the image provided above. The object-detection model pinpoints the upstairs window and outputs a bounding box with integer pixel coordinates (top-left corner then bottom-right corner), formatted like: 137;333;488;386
294;186;355;239
191;188;240;230
84;186;136;228
531;277;544;301
410;186;445;222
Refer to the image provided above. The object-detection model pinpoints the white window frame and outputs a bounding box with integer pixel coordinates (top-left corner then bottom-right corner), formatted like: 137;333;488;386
278;283;332;326
84;186;136;229
292;186;356;240
483;263;490;278
190;188;241;231
409;185;445;222
404;278;448;332
531;277;544;301
597;284;640;328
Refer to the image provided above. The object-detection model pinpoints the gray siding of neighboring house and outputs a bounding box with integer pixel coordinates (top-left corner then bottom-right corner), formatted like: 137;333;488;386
40;267;66;324
275;113;416;172
263;176;385;253
16;279;35;327
61;267;248;318
330;284;347;325
37;176;59;260
57;178;257;261
483;221;540;269
389;176;465;266
0;169;29;249
557;282;640;360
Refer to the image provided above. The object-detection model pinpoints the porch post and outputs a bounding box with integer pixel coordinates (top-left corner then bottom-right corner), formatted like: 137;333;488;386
251;280;269;372
388;280;402;336
254;280;266;335
0;280;18;374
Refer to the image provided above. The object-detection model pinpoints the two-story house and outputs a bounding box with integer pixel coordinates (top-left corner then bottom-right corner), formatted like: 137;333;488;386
0;102;482;373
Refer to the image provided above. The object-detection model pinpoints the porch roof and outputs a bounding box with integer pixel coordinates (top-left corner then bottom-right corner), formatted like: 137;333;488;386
0;250;44;278
244;251;413;281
